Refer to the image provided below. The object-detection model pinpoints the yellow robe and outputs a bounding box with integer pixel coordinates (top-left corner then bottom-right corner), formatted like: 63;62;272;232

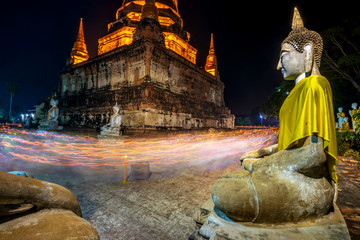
351;109;356;122
47;106;58;120
338;112;345;118
278;75;338;182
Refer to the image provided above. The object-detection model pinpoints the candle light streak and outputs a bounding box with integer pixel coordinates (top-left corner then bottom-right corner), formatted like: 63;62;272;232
0;128;278;179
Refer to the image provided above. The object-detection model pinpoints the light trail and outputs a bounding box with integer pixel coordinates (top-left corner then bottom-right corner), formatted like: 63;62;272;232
0;128;278;179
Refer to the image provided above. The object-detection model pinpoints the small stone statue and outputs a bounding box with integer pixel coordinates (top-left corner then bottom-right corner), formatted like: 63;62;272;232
342;117;350;130
349;103;358;130
24;115;32;128
337;107;345;129
99;103;122;136
38;97;63;131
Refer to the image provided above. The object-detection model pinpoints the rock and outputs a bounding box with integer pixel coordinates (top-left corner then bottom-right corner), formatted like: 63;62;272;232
0;209;99;240
0;171;99;239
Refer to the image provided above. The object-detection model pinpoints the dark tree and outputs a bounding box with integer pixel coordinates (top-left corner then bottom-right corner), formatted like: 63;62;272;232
5;81;20;121
259;81;294;119
321;16;360;109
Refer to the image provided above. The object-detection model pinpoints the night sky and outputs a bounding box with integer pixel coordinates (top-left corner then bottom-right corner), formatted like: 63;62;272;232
0;1;357;116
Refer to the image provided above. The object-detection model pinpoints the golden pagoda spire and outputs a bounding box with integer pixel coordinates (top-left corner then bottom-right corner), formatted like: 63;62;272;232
141;0;159;21
70;18;89;65
292;7;304;29
173;0;179;12
205;33;218;76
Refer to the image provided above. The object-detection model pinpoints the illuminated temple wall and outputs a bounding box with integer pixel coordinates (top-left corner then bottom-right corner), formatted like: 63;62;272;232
59;39;233;130
98;27;136;55
60;41;225;106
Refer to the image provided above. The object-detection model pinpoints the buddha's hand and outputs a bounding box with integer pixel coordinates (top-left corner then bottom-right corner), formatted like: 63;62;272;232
332;180;338;203
239;144;278;161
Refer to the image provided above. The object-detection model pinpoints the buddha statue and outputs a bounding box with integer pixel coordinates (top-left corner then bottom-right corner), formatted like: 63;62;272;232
38;97;63;131
210;7;338;224
99;103;122;137
337;107;345;129
349;103;358;129
342;117;350;130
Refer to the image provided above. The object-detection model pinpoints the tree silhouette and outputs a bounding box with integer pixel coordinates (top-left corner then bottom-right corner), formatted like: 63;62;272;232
321;16;360;111
5;81;20;121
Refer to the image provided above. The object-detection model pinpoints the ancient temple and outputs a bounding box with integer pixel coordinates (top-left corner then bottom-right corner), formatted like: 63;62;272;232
58;0;234;131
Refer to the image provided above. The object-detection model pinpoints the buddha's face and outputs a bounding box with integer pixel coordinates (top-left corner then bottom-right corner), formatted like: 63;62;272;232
277;43;306;80
352;103;357;109
338;107;343;112
50;99;57;107
113;106;119;114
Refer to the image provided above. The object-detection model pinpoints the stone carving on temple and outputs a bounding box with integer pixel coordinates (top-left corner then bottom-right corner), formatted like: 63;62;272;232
189;7;350;240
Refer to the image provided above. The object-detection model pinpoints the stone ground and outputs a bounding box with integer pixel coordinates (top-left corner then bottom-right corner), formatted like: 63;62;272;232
40;161;241;240
36;156;360;240
3;128;359;240
336;156;360;240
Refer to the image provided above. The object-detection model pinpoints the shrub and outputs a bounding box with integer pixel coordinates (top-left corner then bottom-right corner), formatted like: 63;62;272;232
337;129;360;169
343;149;360;161
336;129;360;155
354;111;360;132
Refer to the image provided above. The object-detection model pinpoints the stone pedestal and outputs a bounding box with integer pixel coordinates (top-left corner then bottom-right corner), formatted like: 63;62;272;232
98;126;122;138
189;199;350;240
128;162;152;180
38;120;63;131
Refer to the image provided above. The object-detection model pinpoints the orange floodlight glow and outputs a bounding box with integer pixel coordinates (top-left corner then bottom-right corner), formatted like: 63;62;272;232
126;12;175;27
116;1;180;21
163;32;197;64
98;26;136;55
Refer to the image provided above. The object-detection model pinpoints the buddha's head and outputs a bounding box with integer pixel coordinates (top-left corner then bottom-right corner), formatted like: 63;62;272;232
113;103;120;114
338;107;343;112
343;117;349;123
50;98;58;107
277;7;323;81
352;103;358;109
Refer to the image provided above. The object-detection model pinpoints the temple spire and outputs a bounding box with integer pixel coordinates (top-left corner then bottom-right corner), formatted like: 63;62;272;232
209;33;215;55
69;18;89;65
77;18;85;42
141;0;159;21
205;34;218;77
173;0;179;12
